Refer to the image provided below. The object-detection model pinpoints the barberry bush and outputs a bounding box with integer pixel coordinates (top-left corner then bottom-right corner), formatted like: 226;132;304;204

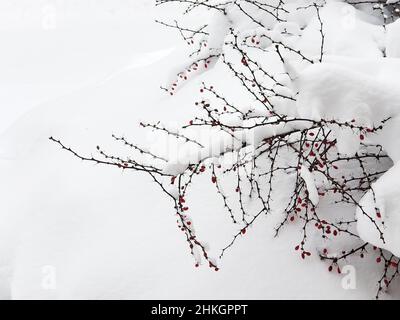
51;0;400;298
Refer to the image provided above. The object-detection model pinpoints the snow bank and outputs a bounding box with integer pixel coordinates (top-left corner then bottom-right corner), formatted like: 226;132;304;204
300;165;319;205
2;0;400;300
297;57;400;157
0;0;177;135
298;1;385;59
386;18;400;57
357;163;400;257
296;55;400;257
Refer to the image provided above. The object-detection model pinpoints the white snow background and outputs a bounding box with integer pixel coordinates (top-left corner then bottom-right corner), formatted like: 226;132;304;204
0;0;400;299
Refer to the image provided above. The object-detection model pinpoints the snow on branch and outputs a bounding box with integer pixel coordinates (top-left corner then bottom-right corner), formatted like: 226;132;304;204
52;0;400;298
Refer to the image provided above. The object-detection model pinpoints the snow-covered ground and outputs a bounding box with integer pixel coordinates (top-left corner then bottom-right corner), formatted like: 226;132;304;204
0;0;399;300
0;0;176;135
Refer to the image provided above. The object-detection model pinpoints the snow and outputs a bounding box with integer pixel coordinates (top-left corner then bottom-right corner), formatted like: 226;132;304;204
298;1;385;59
357;162;400;257
386;19;400;57
0;0;177;136
296;57;400;157
1;0;400;300
300;165;319;206
296;50;400;260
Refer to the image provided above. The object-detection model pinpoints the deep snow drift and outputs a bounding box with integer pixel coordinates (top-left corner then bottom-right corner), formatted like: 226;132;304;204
297;57;400;259
1;0;400;299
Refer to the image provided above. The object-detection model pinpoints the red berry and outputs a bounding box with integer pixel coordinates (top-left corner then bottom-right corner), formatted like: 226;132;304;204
295;245;300;251
384;279;389;286
297;197;302;204
328;266;333;272
241;228;246;235
376;257;382;263
211;176;217;183
360;134;365;141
